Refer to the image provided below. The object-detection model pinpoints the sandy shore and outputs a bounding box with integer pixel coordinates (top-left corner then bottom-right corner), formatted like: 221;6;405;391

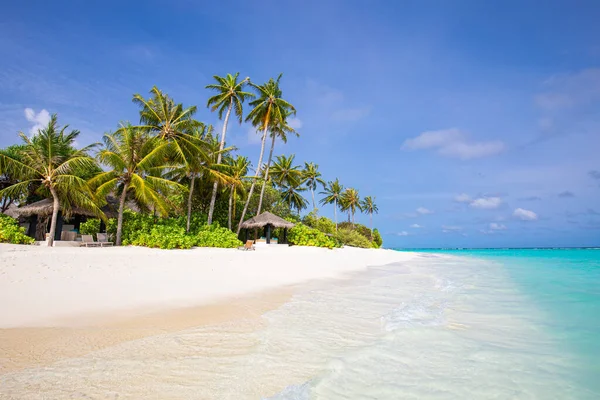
0;244;416;373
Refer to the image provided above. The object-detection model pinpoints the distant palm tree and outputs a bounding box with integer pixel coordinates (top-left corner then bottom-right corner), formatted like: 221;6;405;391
319;178;344;231
0;115;102;246
256;112;298;215
225;155;250;230
361;196;379;239
205;73;253;224
237;75;296;234
340;188;361;226
90;123;184;245
269;154;303;189
302;162;325;211
281;182;308;215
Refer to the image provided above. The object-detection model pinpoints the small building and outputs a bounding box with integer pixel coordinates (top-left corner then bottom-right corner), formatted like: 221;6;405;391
239;212;295;244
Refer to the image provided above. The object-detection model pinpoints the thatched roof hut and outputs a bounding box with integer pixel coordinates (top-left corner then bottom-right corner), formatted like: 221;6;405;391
13;198;118;218
240;211;295;229
240;212;295;245
2;204;20;219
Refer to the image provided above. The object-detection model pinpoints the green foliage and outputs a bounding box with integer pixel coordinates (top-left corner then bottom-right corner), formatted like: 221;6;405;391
131;224;196;249
288;223;337;249
334;228;373;249
80;218;101;239
302;210;335;235
195;225;242;248
373;228;383;248
0;214;34;245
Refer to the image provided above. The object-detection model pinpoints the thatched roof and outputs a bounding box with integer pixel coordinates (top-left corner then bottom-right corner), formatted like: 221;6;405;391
240;211;295;229
12;196;136;219
2;204;20;219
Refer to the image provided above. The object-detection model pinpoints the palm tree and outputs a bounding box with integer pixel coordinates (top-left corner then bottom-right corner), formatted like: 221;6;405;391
280;182;308;215
340;188;361;226
225;155;250;230
256;113;298;215
89;123;184;245
269;154;303;188
0;115;101;246
237;74;296;234
205;73;253;224
302;162;325;211
319;179;344;231
361;196;379;239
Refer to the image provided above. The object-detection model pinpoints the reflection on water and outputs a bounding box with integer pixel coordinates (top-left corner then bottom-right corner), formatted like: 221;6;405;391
1;254;594;399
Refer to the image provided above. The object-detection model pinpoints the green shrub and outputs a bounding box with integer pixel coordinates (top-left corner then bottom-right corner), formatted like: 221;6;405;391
302;211;336;235
335;228;373;249
80;218;101;239
288;223;337;249
195;225;242;248
0;214;35;245
373;228;383;248
130;224;196;249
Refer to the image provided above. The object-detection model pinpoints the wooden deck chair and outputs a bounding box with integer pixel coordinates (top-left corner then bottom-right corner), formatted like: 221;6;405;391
238;240;256;251
97;233;114;247
80;234;101;247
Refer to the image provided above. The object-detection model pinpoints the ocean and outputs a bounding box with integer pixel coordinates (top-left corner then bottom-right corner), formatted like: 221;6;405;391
2;249;599;399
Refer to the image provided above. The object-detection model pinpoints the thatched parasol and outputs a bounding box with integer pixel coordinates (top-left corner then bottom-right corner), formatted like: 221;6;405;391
240;211;295;229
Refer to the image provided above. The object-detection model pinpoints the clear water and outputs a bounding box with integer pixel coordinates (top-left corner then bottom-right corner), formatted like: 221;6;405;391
2;250;599;399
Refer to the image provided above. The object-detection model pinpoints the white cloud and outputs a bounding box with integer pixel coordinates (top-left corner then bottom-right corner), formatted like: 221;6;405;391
442;225;462;233
489;223;507;230
470;197;503;209
288;117;303;130
410;224;423;228
24;108;51;135
454;193;472;203
396;231;410;236
331;106;371;122
402;128;505;160
416;207;433;215
513;208;538;221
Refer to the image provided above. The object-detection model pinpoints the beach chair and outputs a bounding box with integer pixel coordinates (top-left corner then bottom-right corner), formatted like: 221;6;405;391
97;233;114;247
80;234;101;247
238;240;256;251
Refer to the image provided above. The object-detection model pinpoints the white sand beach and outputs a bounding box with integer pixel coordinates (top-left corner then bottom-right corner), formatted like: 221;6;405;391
0;244;417;374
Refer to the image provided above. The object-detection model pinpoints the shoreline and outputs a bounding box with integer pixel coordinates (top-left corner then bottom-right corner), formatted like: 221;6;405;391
0;244;418;374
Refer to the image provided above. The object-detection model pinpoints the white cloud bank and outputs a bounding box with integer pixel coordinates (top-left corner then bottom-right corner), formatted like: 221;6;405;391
410;224;423;228
489;223;507;230
416;207;433;215
470;197;503;209
402;128;505;160
396;231;410;236
513;208;538;221
454;193;472;203
24;108;51;135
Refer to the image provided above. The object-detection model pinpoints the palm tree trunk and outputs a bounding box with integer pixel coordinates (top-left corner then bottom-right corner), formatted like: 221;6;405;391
237;124;269;235
47;186;60;247
311;187;316;211
186;175;195;233
228;185;234;230
207;101;233;225
116;182;129;246
257;133;276;216
370;212;373;240
334;198;338;232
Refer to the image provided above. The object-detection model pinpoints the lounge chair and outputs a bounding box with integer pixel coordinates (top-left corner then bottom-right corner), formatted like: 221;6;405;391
97;233;114;247
238;240;256;251
80;234;102;247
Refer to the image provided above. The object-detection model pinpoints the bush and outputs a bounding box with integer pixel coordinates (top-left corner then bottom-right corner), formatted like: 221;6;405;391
80;218;101;239
302;211;336;235
335;228;374;249
373;228;383;248
130;224;196;249
0;214;35;245
288;223;337;249
195;225;242;248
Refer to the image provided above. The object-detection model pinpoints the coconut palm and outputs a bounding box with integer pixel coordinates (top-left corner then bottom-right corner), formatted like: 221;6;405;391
340;188;362;226
256;113;298;215
280;182;308;215
302;162;325;211
0;145;27;213
237;75;296;234
361;196;379;239
89;123;184;245
319;178;344;231
0;115;102;246
205;73;253;224
225;155;250;230
269;154;303;189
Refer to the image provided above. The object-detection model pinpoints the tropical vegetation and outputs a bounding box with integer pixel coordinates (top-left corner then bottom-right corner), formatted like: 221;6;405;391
0;72;382;249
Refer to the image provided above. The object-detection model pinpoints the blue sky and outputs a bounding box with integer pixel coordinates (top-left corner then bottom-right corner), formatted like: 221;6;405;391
1;0;599;247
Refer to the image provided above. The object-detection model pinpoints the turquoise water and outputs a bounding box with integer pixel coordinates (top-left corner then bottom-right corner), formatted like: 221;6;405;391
398;248;600;396
2;249;599;398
